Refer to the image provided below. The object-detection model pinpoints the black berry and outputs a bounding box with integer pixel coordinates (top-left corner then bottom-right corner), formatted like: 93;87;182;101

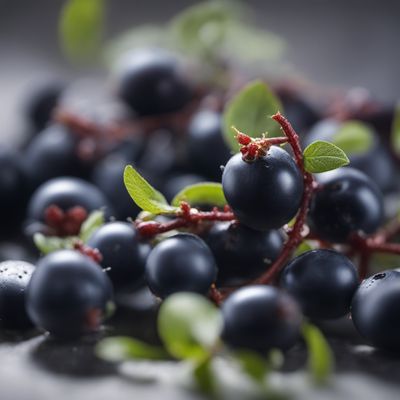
27;177;113;224
206;222;283;285
92;155;140;220
25;82;64;131
87;222;150;290
222;147;303;230
221;285;302;353
280;249;359;319
145;233;217;298
116;50;191;116
309;168;384;243
187;110;231;180
0;260;35;329
351;270;400;351
23;124;86;191
26;250;113;338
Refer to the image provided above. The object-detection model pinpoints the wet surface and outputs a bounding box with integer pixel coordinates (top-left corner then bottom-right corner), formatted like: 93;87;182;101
1;293;400;400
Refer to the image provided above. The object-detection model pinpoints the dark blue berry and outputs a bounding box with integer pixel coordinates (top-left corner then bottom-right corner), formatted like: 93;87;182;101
280;249;358;319
187;110;231;180
27;177;113;224
26;250;113;338
206;222;284;285
87;222;150;290
0;260;35;329
116;50;191;116
351;270;400;351
221;285;301;353
222;147;303;230
309;168;384;243
145;233;217;298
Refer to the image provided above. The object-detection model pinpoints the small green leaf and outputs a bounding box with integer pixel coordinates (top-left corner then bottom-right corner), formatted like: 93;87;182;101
192;357;216;395
171;183;227;208
158;293;222;361
303;140;350;173
331;121;374;155
223;81;283;152
96;337;168;362
124;165;178;215
302;322;334;385
391;102;400;155
59;0;105;62
33;233;75;255
79;210;105;243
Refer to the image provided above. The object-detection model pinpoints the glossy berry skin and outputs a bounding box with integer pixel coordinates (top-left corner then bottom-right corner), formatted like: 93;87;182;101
309;168;384;243
305;118;395;192
27;177;113;223
0;261;35;329
145;233;217;299
87;222;150;290
26;250;113;338
23;124;86;191
351;270;400;351
187;110;231;180
222;285;301;353
222;148;304;231
116;50;191;116
25;82;64;131
206;222;284;285
280;249;358;319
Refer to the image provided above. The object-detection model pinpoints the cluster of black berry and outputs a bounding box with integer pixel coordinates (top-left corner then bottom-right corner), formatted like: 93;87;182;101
0;37;400;370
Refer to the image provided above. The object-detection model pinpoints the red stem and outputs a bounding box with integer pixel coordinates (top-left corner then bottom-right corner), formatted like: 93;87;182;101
251;113;315;285
135;203;236;239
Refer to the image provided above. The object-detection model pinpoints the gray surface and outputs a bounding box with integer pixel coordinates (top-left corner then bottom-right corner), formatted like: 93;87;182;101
1;316;400;400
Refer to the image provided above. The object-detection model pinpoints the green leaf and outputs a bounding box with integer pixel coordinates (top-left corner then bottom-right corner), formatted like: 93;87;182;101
158;293;222;361
33;233;75;255
171;183;227;208
303;140;350;173
331;121;374;155
59;0;105;62
169;1;234;59
223;81;283;152
123;165;178;215
79;210;105;243
391;102;400;155
96;337;168;362
192;357;216;395
302;322;334;385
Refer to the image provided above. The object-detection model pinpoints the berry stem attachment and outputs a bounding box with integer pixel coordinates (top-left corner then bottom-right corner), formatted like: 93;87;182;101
233;126;288;162
135;203;236;239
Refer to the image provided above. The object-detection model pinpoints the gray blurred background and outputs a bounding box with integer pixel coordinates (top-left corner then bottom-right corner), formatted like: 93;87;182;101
1;0;400;142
